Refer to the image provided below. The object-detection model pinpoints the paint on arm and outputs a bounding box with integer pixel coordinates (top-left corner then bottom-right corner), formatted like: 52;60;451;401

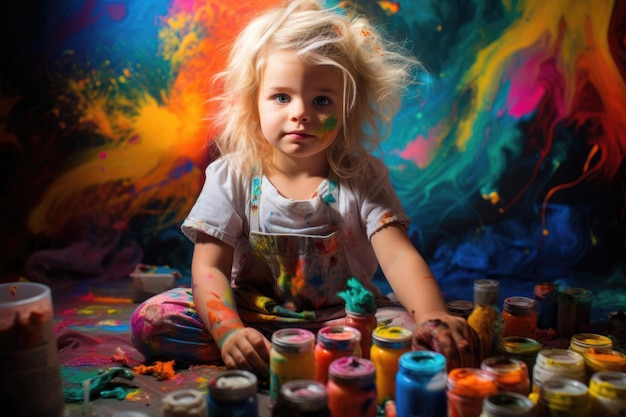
204;289;245;349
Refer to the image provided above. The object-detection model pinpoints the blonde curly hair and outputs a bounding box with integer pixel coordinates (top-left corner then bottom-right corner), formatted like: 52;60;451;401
209;0;421;178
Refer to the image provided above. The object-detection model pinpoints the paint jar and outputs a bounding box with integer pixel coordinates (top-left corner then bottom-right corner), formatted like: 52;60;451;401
534;283;558;330
502;296;537;338
370;325;412;404
0;282;65;417
272;379;330;417
162;389;207;417
588;371;626;417
314;325;361;384
395;350;447;417
447;368;499;417
496;336;542;377
327;356;377;417
557;288;592;338
473;279;504;353
480;356;530;395
535;377;590;417
447;300;475;319
478;392;535;417
569;332;613;355
270;328;316;400
207;369;258;417
582;348;626;383
532;349;585;393
609;311;626;348
345;309;377;360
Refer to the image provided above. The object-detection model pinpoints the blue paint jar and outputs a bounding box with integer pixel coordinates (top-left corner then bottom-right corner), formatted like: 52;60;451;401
395;350;447;417
207;369;258;417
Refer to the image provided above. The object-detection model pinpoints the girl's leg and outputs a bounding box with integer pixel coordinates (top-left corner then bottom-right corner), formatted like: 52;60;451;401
130;287;222;365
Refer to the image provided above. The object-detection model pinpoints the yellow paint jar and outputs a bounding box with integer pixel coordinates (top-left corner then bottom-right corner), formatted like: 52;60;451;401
535;377;590;417
532;349;585;393
589;371;626;417
269;328;316;401
369;325;412;404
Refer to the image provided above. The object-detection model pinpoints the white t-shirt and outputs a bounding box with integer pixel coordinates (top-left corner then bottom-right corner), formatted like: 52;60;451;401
181;155;410;318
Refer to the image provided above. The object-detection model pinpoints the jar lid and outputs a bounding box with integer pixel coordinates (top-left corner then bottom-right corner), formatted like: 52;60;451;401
278;380;328;411
536;349;584;371
533;282;557;298
447;300;475;318
399;350;446;375
583;348;626;372
208;370;257;401
570;333;613;351
480;357;528;384
372;326;412;348
560;288;592;300
317;325;361;350
272;328;315;353
162;389;206;413
540;377;588;409
473;279;500;305
503;296;537;315
447;368;499;397
497;336;542;356
589;371;626;400
482;392;534;417
328;356;375;386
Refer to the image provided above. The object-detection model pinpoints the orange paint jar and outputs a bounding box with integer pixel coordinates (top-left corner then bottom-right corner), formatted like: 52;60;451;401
315;325;361;384
447;368;498;417
481;356;530;395
582;348;626;383
502;296;537;338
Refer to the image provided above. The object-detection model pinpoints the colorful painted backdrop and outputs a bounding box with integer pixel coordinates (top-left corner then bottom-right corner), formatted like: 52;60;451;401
1;0;624;319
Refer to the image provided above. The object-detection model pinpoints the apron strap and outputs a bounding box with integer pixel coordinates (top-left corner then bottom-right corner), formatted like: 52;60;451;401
248;167;340;233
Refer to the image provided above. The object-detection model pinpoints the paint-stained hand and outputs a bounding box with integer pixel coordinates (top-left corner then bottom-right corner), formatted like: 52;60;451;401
412;313;481;371
221;327;271;381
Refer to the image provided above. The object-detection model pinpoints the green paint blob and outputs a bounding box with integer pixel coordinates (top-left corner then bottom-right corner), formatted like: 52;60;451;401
338;277;376;315
316;114;338;135
63;367;135;402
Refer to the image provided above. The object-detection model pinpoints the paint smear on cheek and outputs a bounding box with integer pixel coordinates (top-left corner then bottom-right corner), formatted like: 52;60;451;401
316;114;338;141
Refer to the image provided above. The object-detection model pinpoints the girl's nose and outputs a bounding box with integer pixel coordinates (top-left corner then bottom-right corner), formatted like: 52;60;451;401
290;101;310;123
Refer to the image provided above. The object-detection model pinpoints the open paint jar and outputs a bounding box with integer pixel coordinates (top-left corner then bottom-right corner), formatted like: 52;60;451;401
0;282;65;417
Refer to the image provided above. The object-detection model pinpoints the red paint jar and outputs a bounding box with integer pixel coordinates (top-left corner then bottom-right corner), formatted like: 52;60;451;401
502;296;537;338
327;356;377;417
345;310;377;360
315;325;361;384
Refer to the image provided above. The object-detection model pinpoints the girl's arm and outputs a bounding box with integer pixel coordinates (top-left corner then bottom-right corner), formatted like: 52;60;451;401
191;232;271;376
371;223;480;369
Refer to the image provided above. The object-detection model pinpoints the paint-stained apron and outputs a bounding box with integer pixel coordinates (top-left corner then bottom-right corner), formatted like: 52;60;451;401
235;170;352;332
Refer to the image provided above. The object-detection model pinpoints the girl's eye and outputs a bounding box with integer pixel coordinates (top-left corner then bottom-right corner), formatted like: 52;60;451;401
274;94;290;104
313;96;331;106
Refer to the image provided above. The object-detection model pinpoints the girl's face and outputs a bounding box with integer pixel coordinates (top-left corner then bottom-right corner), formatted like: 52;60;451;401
257;51;343;166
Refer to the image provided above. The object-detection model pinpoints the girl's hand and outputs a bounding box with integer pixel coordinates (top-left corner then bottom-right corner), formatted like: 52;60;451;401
412;312;482;371
221;327;272;380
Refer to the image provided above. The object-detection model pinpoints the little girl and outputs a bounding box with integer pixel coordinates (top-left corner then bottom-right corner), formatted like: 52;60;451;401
130;0;479;379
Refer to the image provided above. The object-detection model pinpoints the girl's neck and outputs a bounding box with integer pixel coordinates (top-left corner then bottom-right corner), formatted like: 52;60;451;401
265;155;330;200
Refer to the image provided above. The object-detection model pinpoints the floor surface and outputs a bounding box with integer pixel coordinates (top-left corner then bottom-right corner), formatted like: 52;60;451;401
48;278;273;417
